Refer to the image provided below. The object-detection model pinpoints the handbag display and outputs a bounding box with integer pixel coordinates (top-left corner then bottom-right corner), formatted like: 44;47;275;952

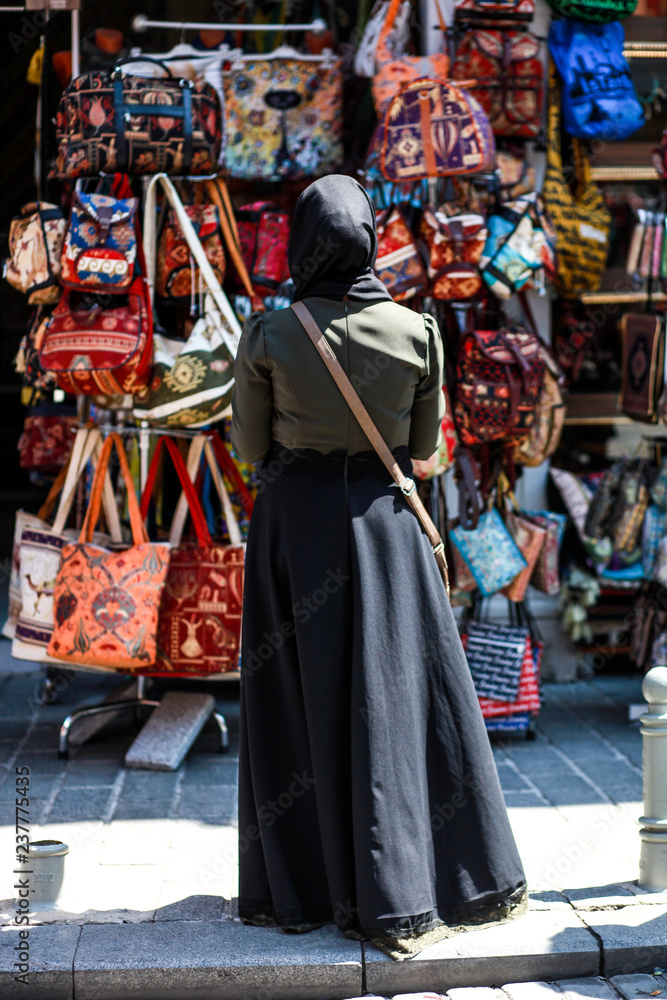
381;78;495;182
18;414;78;473
455;325;546;447
450;508;527;597
417;207;486;301
60;192;139;293
137;434;244;675
451;30;543;139
14;308;58;393
235;202;290;295
477;634;540;717
39;277;153;396
549;21;644;142
156;203;225;300
619;313;665;423
453;0;535;26
480;195;554;299
47;432;171;670
5;202;65;304
513;366;566;467
290;300;450;594
502;509;547;602
372;0;449;118
412;385;458;479
463;620;528;702
524;510;567;595
643;505;667;580
55;63;222;179
375;205;428;301
546;0;637;23
354;0;411;79
541;63;611;298
12;428;123;664
222;50;344;181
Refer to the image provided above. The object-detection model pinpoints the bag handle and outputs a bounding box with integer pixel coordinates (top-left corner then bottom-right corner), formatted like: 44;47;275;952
204;430;254;518
144;173;242;357
114;55;175;77
140;435;212;547
48;427;122;543
202;438;243;548
81;432;148;546
204;178;264;311
290;300;449;595
170;435;243;548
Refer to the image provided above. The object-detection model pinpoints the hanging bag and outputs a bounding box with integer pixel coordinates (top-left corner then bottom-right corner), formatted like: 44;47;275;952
47;432;171;670
417;206;486;301
372;0;449;118
541;62;611;298
480;194;554;299
60;192;139;293
156;200;225;301
375;203;429;301
449;506;527;597
137;434;245;675
619;313;665;423
5;202;65;304
546;0;636;23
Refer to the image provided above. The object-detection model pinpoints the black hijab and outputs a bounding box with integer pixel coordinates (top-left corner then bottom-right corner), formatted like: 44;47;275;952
288;175;392;303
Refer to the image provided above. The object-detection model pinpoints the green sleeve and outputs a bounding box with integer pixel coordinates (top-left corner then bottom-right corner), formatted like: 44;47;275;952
231;311;273;464
408;312;445;461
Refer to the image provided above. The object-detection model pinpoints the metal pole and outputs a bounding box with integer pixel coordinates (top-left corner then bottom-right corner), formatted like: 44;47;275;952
71;5;79;78
131;13;327;33
639;666;667;891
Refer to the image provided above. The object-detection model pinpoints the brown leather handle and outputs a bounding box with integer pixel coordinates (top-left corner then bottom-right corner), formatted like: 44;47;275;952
290;301;449;596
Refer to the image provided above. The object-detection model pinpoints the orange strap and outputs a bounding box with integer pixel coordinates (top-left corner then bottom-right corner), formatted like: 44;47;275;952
418;85;438;178
81;432;148;545
37;462;70;523
205;177;264;311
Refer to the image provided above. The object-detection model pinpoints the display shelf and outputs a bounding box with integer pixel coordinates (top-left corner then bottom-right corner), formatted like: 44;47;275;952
563;392;630;426
579;290;667;304
591;166;660;182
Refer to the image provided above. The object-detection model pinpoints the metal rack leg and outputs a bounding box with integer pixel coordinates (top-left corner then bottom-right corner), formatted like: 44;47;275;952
58;677;160;759
212;711;229;753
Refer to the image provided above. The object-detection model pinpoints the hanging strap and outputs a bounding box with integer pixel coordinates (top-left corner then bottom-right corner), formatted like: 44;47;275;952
170;435;243;548
48;426;123;543
204;430;254;518
291;300;449;595
81;432;148;546
143;173;242;357
140;435;212;547
204;177;263;310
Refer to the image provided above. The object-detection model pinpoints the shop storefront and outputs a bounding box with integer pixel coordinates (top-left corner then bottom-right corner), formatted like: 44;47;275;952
1;0;666;746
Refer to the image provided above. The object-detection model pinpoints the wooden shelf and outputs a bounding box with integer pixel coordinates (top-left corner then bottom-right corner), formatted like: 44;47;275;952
592;166;661;182
580;291;667;305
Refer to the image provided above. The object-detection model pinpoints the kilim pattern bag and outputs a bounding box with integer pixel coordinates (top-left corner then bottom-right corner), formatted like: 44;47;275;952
454;0;534;26
381;78;495;182
480;195;554;299
546;0;636;23
375;205;428;301
18;414;78;473
451;30;543;138
524;510;566;595
137;434;244;675
60;193;138;293
412;385;458;479
455;325;546;447
234;202;290;294
39;277;153;396
643;505;667;581
513;366;566;466
372;0;449;118
619;313;665;423
156;203;225;300
223;53;343;181
502;509;546;602
55;65;222;179
12;428;123;664
418;208;486;301
47;433;171;670
541;63;611;298
5;202;65;304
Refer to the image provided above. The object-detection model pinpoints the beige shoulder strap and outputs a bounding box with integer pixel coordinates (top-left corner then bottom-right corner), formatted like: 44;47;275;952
290;300;449;596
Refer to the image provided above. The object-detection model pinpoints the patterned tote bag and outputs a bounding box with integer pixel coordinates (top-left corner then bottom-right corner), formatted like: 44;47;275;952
47;433;171;671
449;507;527;597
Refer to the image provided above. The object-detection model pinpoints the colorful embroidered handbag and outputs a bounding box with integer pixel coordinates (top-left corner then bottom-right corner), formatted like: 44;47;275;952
619;313;664;424
381;78;495;182
412;385;458;479
451;30;543;139
18;414;78;473
454;0;535;26
541;63;611;298
12;428;123;664
455;325;546;447
480;195;554;299
546;0;636;23
14;308;58;393
549;21;644;142
222;52;343;181
137;434;244;675
643;505;666;581
502;509;547;602
375;205;428;301
39;277;153;396
417;207;486;301
133;293;236;427
513;366;566;467
524;510;566;595
47;432;171;670
354;0;410;79
5;202;65;304
235;202;290;295
60;193;138;294
372;0;450;118
55;65;222;179
156;203;225;300
449;507;527;597
653;125;667;180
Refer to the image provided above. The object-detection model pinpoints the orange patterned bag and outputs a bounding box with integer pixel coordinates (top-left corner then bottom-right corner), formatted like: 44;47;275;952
47;432;171;670
372;0;449;118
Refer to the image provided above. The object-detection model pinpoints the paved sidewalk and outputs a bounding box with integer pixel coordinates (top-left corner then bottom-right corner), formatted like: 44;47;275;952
341;975;667;1000
1;662;667;998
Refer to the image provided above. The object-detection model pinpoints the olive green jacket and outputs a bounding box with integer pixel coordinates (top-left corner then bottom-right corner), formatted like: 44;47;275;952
231;297;445;464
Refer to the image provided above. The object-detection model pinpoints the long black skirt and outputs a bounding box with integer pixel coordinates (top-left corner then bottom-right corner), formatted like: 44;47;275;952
238;445;526;951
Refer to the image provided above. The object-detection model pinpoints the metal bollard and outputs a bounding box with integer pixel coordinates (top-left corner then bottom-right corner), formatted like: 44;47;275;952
25;840;69;910
639;666;667;891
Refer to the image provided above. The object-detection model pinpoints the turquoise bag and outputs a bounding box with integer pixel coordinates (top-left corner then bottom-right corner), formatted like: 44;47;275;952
449;508;527;598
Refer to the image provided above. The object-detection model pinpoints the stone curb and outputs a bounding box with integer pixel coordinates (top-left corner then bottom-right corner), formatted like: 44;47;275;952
2;904;667;1000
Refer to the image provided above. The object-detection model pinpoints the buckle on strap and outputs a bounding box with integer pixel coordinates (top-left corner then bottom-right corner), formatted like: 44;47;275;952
433;541;444;556
400;477;416;497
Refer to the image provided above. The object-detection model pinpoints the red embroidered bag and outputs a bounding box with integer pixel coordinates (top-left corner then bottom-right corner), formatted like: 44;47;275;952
60;192;139;293
452;30;543;139
418;207;487;300
454;326;545;446
381;78;495;182
137;434;245;675
375;206;428;301
156;203;225;300
454;0;535;26
18;414;78;473
39;277;152;396
233;202;290;296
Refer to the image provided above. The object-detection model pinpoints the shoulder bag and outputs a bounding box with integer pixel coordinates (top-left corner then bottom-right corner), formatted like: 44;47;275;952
290;300;450;595
5;202;65;304
372;0;449;118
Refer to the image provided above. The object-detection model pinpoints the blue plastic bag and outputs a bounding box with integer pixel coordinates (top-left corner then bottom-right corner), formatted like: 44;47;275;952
548;20;644;141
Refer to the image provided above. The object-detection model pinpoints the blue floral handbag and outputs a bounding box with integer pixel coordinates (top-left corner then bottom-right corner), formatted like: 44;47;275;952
548;20;644;142
449;507;527;597
643;505;667;580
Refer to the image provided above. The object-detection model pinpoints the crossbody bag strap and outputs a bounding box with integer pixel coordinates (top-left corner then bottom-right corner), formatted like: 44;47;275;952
290;300;449;596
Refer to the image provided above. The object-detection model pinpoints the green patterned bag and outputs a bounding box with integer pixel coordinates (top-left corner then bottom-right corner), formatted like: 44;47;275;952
546;0;636;22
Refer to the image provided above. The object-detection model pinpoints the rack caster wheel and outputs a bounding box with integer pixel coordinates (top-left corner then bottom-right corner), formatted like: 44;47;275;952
36;678;58;705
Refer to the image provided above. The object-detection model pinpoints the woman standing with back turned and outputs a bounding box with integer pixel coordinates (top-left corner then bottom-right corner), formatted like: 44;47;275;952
231;174;526;960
